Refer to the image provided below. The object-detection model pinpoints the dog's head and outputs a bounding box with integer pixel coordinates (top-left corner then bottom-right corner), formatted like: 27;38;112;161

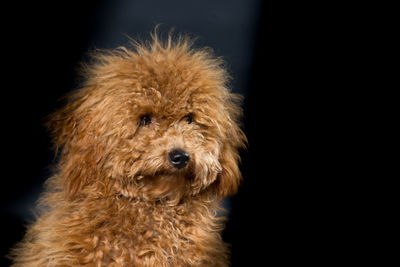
48;35;246;204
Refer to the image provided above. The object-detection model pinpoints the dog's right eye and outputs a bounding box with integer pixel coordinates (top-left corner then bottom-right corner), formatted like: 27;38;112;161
139;114;152;126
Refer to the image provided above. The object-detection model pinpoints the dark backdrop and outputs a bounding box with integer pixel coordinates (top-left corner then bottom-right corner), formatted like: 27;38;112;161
1;1;340;266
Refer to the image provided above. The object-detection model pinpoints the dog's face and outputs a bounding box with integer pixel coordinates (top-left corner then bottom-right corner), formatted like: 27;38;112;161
49;38;246;204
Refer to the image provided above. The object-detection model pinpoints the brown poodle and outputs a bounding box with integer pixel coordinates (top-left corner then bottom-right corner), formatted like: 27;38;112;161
10;33;246;266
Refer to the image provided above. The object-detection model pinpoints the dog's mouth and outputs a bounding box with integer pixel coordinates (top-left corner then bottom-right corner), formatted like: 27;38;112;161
135;168;195;182
126;169;194;203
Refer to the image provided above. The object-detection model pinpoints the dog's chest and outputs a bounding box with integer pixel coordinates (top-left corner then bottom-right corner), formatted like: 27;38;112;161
87;201;226;266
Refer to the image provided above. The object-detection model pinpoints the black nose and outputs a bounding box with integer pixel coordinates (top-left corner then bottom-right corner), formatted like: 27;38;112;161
168;149;189;169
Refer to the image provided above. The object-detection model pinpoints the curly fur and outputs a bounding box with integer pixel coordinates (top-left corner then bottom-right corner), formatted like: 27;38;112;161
10;32;246;266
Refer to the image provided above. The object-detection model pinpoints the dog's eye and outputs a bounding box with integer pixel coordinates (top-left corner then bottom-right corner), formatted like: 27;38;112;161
183;114;193;124
139;114;152;126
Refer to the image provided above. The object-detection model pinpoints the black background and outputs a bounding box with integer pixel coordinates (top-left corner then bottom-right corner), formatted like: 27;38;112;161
1;1;353;266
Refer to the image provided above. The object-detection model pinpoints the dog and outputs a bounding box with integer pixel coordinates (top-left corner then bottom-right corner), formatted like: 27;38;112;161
10;33;246;266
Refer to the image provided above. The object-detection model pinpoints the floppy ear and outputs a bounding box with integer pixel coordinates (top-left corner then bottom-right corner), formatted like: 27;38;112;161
213;95;247;197
214;143;243;197
57;140;104;199
47;89;101;199
46;90;87;152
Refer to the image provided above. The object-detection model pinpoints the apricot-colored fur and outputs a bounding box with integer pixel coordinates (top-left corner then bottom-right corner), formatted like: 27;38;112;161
11;33;246;266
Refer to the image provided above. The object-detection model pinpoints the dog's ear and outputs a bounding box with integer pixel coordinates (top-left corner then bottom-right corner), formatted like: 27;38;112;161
46;89;89;152
214;144;243;197
57;139;103;199
47;88;101;199
213;94;247;197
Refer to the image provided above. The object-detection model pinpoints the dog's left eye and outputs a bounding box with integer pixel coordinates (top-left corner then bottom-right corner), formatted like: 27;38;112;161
183;114;193;124
139;114;152;126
